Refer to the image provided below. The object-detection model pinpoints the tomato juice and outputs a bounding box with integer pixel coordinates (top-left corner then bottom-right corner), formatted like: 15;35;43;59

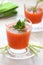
6;22;31;49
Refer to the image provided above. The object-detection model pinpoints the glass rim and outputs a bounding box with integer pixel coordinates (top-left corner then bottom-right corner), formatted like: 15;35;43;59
24;4;43;13
6;17;32;33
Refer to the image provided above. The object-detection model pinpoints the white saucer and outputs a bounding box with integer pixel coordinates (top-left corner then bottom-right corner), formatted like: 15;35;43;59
5;47;34;60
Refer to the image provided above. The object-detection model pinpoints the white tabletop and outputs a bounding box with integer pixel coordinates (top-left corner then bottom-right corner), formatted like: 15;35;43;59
0;0;43;65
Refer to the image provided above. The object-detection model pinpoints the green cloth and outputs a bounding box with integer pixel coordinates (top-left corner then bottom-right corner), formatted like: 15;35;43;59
2;10;17;17
0;2;18;17
0;2;18;13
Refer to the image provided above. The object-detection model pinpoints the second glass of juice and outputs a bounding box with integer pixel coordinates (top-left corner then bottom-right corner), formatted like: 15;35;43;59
24;4;43;32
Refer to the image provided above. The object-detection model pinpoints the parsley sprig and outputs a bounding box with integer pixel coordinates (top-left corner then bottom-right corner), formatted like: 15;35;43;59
12;19;25;30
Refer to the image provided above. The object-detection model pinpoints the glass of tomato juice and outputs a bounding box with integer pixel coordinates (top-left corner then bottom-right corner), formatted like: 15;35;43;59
24;5;43;32
6;19;32;55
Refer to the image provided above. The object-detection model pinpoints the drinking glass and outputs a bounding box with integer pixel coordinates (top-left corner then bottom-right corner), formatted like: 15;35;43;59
24;4;43;32
6;19;32;56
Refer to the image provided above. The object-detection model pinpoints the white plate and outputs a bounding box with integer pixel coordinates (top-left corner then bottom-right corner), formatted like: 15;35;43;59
4;48;34;60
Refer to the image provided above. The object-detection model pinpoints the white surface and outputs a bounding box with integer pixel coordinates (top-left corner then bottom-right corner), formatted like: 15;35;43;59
0;0;43;65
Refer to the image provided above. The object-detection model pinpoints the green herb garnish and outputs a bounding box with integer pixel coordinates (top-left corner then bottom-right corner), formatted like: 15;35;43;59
12;19;25;30
35;0;43;7
29;0;43;12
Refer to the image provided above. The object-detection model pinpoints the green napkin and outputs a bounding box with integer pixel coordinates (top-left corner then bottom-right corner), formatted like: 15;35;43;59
0;9;18;18
2;10;17;17
0;2;18;17
0;2;18;13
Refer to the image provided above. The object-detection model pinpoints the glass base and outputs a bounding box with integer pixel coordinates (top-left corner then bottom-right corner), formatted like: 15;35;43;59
32;22;42;32
8;48;27;54
5;48;34;59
